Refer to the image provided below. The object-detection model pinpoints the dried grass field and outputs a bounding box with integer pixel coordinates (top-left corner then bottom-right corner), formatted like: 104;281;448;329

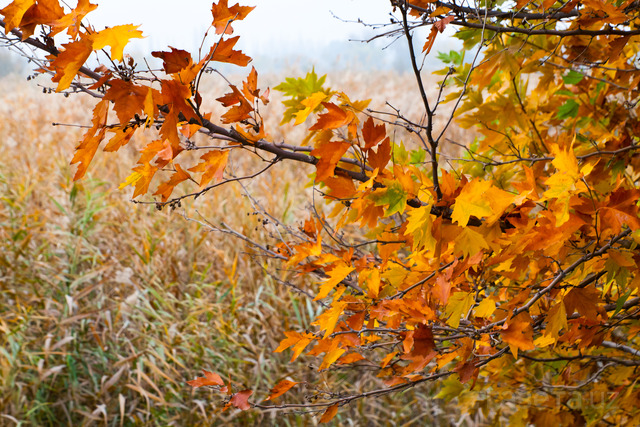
0;69;471;426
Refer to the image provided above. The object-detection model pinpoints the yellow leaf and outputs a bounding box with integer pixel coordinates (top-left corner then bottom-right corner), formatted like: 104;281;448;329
319;348;346;370
50;36;93;92
474;298;496;318
444;292;475;328
544;301;567;340
454;227;490;258
188;150;230;189
405;204;437;252
90;24;144;62
451;178;515;226
294;91;329;125
313;301;348;338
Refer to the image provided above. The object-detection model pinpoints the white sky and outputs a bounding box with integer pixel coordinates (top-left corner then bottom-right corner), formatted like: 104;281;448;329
2;1;458;71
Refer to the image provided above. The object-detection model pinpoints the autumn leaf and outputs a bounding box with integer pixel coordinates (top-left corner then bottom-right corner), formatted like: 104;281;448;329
311;140;351;181
501;313;535;358
319;404;339;423
294;91;330;125
265;380;299;401
444;292;475;328
206;36;251;66
50;36;93;92
154;164;191;202
451;178;516;227
13;0;64;39
70;99;109;180
314;262;355;301
211;0;254;34
187;369;225;388
309;102;352;131
274;331;315;362
152;47;193;74
227;390;253;411
0;0;36;33
188;150;230;188
50;0;98;38
90;24;143;62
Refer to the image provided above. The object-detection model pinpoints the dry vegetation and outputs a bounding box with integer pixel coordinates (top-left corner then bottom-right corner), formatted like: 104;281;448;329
0;69;473;426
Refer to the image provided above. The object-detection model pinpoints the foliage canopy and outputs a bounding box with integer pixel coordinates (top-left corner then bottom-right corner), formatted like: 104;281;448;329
2;0;640;424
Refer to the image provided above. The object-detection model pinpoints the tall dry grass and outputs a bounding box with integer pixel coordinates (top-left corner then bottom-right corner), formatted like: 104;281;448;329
0;69;473;426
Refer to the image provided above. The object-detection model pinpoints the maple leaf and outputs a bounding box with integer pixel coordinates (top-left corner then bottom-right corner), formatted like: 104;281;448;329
188;150;230;189
294;91;330;125
50;0;97;38
362;117;386;150
319;404;339;423
311;140;351;181
49;35;93;92
153;164;191;202
451;178;516;227
501;313;535;358
564;285;603;321
91;25;144;62
14;0;65;39
274;331;315;362
0;0;36;33
405;205;437;252
544;301;567;340
187;369;225;388
152;47;193;74
223;389;253;411
314;262;354;301
265;380;299;401
103;79;150;123
70;99;109;180
309;102;353;131
216;85;253;123
313;301;348;338
206;36;251;66
319;348;346;371
444;292;475;328
211;0;254;35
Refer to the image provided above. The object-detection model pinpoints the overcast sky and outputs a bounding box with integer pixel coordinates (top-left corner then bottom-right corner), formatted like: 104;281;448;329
1;0;457;71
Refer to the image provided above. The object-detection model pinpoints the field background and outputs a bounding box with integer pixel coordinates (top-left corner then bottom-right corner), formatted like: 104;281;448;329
0;65;474;426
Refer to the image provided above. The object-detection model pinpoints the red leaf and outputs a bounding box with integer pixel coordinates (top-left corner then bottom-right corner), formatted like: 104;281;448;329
187;369;225;388
229;389;253;410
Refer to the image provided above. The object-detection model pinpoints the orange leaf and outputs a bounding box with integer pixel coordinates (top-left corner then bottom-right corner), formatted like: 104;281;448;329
265;380;299;401
211;0;254;35
311;140;351;181
501;313;535;358
188;150;230;188
187;369;225;388
319;404;339;423
152;47;193;74
15;0;65;39
153;164;191;202
362;117;386;150
50;36;93;92
0;0;36;33
309;102;351;131
206;36;251;66
50;0;97;38
71;99;109;180
274;331;315;362
103;79;149;123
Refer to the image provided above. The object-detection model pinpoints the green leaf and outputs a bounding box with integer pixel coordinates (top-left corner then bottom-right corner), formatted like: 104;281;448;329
556;99;579;119
274;68;331;124
370;181;408;216
562;70;584;85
